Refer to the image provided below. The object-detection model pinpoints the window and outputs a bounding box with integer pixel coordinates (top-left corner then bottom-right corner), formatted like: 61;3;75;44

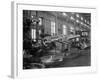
39;30;41;35
63;25;67;35
51;21;56;36
31;29;36;42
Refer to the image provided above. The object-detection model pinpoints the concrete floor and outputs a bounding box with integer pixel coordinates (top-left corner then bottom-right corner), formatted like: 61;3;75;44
23;47;91;69
46;48;91;68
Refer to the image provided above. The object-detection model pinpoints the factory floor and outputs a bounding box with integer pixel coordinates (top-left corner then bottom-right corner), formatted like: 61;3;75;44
46;47;91;68
23;47;91;69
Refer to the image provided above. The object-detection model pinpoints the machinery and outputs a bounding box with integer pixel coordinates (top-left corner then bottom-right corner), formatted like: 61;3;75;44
23;14;90;69
73;30;90;50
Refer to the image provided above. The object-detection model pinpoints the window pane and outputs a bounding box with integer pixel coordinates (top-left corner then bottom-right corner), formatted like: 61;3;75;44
51;21;55;36
31;29;36;41
63;25;67;35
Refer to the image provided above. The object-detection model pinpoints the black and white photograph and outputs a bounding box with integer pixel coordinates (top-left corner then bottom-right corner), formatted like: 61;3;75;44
23;10;91;69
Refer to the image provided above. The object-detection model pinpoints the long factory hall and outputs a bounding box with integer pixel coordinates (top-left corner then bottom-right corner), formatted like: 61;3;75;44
23;10;91;69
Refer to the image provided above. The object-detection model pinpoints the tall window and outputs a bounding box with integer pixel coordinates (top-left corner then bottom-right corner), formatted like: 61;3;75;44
63;25;67;35
51;21;56;36
31;29;36;42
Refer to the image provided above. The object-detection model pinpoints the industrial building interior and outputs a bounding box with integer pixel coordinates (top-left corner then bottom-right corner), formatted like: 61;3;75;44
23;10;91;69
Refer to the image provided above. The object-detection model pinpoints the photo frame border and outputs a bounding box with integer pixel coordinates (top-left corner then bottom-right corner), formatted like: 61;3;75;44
11;1;97;78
